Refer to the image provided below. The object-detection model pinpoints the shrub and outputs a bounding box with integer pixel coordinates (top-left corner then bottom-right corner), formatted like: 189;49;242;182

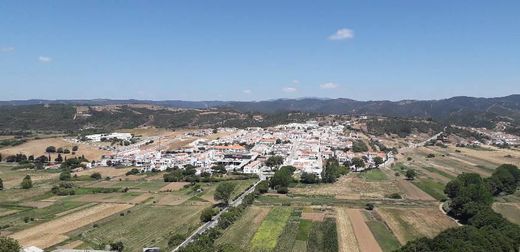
90;172;102;180
276;186;288;194
21;175;32;189
256;180;269;194
59;170;71;181
387;193;402;199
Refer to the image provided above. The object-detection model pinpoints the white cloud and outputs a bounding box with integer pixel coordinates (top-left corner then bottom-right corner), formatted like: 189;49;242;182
292;80;300;84
38;56;52;63
328;28;354;40
282;87;297;93
243;89;252;94
0;47;15;53
320;82;339;89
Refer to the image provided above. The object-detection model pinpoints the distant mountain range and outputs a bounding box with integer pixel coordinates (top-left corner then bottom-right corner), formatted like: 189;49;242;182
1;95;520;128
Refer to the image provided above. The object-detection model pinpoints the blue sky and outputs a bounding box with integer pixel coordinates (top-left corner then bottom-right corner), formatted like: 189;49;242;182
1;1;519;101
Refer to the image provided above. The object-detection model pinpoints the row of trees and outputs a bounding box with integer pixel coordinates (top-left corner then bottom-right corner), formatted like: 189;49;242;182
45;145;79;153
399;164;520;251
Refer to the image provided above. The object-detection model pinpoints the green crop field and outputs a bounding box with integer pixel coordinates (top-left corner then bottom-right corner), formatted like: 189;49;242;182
250;207;292;251
306;218;338;252
412;179;447;201
366;219;401;252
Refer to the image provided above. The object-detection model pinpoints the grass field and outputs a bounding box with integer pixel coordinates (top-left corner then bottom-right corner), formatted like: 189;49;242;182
358;169;387;181
411;179;447;201
250;207;292;251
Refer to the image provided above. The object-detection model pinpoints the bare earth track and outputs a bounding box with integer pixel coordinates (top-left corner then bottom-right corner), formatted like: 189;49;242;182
336;207;360;252
346;209;383;252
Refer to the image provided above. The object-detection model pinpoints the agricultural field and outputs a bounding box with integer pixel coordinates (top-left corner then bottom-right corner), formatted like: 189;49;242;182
218;206;338;252
216;206;271;250
292;172;400;200
0;137;110;161
250;207;292;251
76;204;206;251
492;202;520;225
0;161;259;251
375;207;458;245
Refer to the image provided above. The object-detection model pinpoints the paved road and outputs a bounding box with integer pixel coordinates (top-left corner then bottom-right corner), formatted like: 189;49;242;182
172;179;263;252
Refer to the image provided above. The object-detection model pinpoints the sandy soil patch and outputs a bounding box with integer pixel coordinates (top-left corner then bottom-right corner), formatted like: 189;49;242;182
376;207;457;245
397;180;435;201
129;193;152;204
159;182;190;192
0;209;20;217
10;203;132;248
0;137;110;161
73;167;133;178
301;212;325;222
19;201;54;209
156;193;189;206
336;208;360;252
55;203;97;217
346;209;382;252
72;193;143;204
58;240;83;249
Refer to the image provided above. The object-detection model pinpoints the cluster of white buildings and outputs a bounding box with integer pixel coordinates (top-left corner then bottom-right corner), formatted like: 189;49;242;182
84;132;133;142
94;121;389;177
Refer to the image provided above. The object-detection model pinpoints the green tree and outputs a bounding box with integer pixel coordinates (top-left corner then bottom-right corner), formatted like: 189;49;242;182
0;236;21;252
55;153;63;163
300;172;319;184
322;158;340;183
373;156;384;167
265;155;284;167
21;175;33;189
256;180;269;194
211;164;227;174
200;207;215;222
351;157;365;168
352;140;369;152
270;165;295;190
45;146;56;153
214;182;236;205
405;169;417;180
110;241;124;252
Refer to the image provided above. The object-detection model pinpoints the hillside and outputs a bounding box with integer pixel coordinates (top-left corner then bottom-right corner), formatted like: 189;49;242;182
0;104;316;133
1;95;520;130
